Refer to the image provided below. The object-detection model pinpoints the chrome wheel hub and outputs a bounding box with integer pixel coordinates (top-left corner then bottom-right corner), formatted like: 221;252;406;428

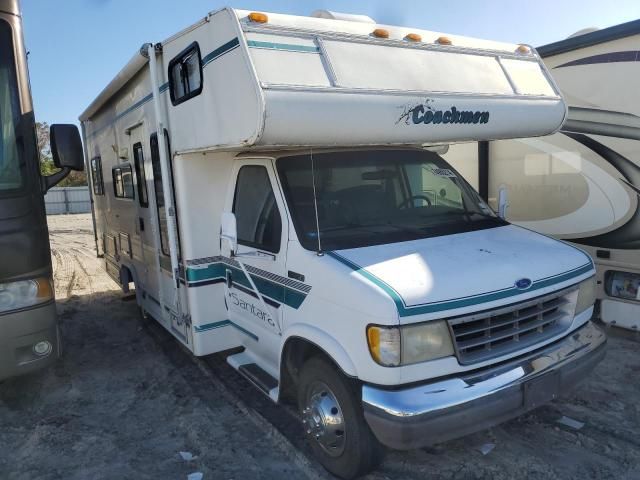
302;381;346;457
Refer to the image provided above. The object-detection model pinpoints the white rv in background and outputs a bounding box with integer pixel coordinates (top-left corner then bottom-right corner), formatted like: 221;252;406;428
447;19;640;331
80;8;605;478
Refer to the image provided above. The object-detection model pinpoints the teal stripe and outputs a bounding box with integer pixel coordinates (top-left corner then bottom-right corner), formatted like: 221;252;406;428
325;251;406;313
202;37;240;66
247;40;320;53
186;261;308;309
229;321;259;341
327;251;593;317
194;320;231;332
194;319;258;341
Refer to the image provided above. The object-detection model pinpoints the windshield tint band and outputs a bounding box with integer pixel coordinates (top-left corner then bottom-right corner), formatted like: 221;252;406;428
327;251;593;317
0;19;24;193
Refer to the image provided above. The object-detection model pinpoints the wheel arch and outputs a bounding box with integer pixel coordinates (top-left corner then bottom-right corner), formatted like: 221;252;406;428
279;325;358;403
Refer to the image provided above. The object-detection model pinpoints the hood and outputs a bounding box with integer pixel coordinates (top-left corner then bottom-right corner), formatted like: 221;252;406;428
328;225;593;322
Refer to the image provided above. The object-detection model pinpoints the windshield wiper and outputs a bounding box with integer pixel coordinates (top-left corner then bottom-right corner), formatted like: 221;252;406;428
319;222;423;235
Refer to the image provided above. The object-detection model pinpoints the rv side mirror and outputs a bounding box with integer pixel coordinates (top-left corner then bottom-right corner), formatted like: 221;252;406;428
220;212;238;256
497;185;509;220
42;124;85;192
51;124;84;171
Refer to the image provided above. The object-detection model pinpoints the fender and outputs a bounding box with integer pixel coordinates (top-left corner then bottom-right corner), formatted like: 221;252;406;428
282;323;358;377
119;261;139;294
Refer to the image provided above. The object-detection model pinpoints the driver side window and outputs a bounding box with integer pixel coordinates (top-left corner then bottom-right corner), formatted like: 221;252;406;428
233;165;282;253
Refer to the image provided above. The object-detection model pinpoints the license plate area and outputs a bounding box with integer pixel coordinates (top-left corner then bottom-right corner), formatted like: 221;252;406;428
523;370;560;409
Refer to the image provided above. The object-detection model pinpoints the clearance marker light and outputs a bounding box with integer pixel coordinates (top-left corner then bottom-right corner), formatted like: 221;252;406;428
372;28;390;38
436;36;452;45
405;33;422;42
517;44;531;54
248;12;268;23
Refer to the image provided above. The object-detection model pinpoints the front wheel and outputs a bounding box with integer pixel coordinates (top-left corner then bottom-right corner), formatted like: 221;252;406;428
298;357;383;479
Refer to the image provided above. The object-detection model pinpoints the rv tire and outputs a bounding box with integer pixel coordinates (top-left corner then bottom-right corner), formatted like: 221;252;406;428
298;356;383;479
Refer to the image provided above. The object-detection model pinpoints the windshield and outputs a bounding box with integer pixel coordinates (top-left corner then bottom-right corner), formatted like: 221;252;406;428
0;19;23;192
277;149;505;251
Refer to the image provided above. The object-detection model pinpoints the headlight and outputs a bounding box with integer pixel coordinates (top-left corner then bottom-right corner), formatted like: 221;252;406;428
0;277;54;313
575;276;596;315
367;320;454;367
366;325;401;367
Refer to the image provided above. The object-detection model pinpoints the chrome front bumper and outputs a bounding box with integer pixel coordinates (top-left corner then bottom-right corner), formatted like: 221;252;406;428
362;321;606;450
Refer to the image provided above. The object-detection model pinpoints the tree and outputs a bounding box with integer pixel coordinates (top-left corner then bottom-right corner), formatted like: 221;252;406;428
36;121;87;187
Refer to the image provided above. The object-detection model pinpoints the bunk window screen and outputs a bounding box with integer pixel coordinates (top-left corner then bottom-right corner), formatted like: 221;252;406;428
168;42;203;106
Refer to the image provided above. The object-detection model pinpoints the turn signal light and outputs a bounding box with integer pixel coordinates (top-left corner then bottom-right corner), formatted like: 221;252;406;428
436;36;452;45
372;28;390;38
248;12;268;23
405;33;422;42
517;44;531;54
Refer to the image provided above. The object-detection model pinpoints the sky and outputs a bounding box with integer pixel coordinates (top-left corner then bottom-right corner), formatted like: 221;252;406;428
20;0;640;126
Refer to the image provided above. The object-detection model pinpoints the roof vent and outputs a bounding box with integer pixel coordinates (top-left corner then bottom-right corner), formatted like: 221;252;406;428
567;27;599;39
311;10;376;23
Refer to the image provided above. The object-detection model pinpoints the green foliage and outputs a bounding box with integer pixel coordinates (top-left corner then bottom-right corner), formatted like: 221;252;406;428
36;121;87;187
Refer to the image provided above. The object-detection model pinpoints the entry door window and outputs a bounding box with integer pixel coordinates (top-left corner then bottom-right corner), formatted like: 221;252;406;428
233;166;282;253
133;143;148;207
150;131;179;257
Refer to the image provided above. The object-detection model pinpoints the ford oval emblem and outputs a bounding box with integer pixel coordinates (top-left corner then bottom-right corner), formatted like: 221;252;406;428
515;278;532;290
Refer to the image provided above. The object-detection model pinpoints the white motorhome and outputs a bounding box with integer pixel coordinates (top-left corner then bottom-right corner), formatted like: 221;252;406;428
80;8;605;479
447;20;640;332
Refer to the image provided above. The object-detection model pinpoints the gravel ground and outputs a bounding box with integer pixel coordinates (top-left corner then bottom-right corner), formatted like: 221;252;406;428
1;213;639;480
0;214;311;480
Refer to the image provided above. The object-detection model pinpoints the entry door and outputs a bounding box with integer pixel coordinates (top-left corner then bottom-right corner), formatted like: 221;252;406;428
129;128;156;296
223;159;289;369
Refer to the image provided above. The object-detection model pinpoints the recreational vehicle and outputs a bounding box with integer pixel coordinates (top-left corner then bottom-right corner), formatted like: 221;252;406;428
0;0;84;381
80;8;605;478
447;20;640;331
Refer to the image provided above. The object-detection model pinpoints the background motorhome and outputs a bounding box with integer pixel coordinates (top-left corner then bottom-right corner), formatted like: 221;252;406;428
0;0;84;381
446;19;640;331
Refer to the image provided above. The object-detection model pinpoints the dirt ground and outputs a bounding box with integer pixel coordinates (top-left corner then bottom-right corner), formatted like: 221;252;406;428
1;213;639;480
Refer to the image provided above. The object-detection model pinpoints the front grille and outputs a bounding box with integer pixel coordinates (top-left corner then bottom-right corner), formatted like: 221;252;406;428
448;287;577;365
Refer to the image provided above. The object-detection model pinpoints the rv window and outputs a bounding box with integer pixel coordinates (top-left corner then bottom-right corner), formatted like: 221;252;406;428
168;42;203;106
133;143;148;207
150;131;179;257
233;166;282;253
90;156;104;195
112;165;134;199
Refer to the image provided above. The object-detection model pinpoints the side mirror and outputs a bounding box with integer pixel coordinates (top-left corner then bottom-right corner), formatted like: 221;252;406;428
51;124;84;171
220;212;238;256
42;124;85;192
497;184;509;219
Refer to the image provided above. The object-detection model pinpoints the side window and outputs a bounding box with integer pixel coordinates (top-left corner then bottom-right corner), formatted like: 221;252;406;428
233;166;282;253
133;143;148;207
112;165;134;199
150;131;178;256
168;42;202;106
90;156;104;195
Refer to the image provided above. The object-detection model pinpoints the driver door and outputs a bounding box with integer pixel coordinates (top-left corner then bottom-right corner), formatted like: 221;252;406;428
223;159;288;371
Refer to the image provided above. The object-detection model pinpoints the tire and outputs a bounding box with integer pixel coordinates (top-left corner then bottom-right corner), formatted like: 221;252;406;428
297;356;383;479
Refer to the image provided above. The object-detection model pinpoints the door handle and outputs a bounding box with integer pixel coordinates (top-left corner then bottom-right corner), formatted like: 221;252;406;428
226;269;233;288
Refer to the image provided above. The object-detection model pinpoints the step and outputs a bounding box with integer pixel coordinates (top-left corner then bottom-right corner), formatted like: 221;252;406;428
227;352;279;401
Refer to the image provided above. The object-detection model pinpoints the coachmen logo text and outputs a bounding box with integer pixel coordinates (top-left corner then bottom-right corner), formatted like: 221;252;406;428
397;99;490;126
